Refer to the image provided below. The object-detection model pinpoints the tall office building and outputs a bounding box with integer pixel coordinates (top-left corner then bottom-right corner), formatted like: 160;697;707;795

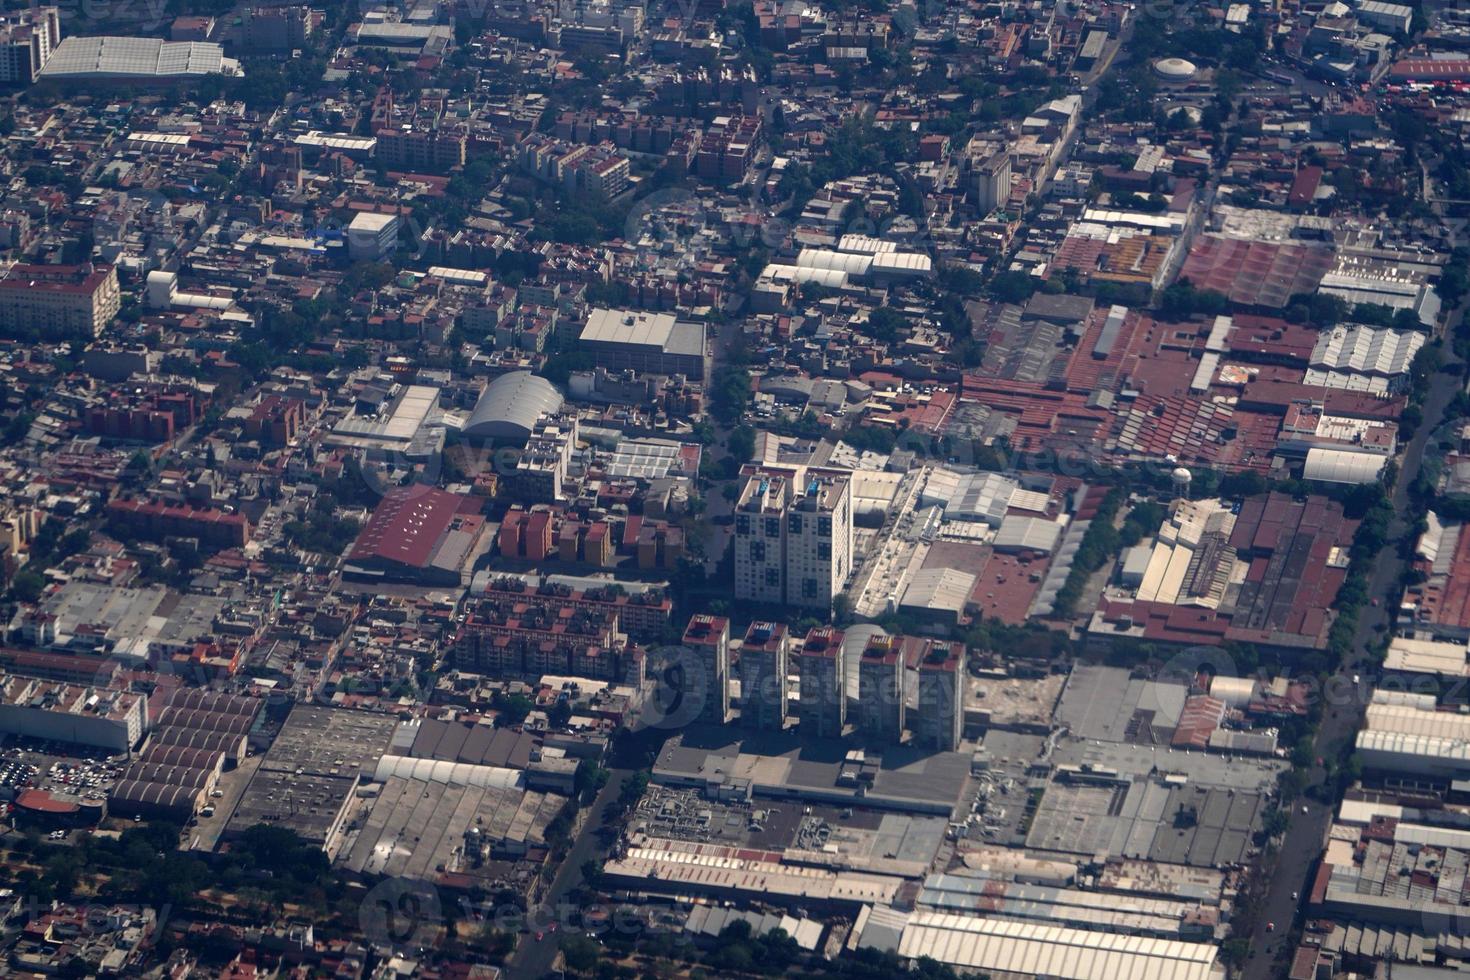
856;634;904;743
681;614;729;725
733;465;854;610
799;626;845;738
0;7;60;84
976;150;1012;214
916;640;966;751
739;621;788;730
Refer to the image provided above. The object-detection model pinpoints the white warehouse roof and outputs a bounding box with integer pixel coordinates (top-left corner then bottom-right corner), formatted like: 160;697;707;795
1304;448;1386;485
895;911;1222;980
464;371;563;442
760;264;849;287
373;754;524;788
1310;324;1424;376
41;37;232;79
797;248;873;277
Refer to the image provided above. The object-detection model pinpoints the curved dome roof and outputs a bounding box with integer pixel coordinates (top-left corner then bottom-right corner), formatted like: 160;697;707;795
464;371;564;442
1154;57;1198;79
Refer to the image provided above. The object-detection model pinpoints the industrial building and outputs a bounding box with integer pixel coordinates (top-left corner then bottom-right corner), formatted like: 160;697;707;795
915;872;1220;940
344;485;486;586
603;835;904;909
37;36;239;82
858;910;1224;980
1355;689;1470;779
1091;492;1357;652
13;581;232;662
1401;511;1470;642
0;675;144;752
225;705;400;856
337;757;564;876
652;726;973;816
462;371;565;443
323;382;441;455
111;688;259;819
578;308;708;380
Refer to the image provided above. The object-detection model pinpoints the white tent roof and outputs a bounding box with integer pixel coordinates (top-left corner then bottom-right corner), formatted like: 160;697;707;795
1304;448;1386;485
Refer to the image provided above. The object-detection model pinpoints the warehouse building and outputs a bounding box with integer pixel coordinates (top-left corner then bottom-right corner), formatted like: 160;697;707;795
462;371;564;443
336;755;565;877
859;910;1224;980
1355;690;1470;779
225;705;399;856
111;689;259;819
344;485;487;586
578;308;708;380
37;36;239;82
602;835;904;909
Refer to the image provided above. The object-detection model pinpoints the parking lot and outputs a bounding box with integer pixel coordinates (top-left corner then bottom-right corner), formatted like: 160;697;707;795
0;737;126;804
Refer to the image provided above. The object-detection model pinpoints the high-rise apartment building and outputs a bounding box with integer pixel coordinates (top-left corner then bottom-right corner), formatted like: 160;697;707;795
0;7;60;84
856;634;904;743
739;621;788;730
916;640;966;751
733;465;853;610
976;150;1012;214
681;614;729;725
799;626;845;738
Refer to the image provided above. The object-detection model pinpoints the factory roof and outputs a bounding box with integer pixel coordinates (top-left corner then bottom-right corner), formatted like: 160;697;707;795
348;484;478;570
41;37;228;78
894;911;1220;980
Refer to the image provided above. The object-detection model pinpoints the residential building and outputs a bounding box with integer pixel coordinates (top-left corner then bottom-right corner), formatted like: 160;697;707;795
0;263;120;338
799;626;845;738
917;641;966;750
734;465;854;610
681;614;729;725
740;621;788;730
856;634;904;743
239;5;313;51
0;7;60;84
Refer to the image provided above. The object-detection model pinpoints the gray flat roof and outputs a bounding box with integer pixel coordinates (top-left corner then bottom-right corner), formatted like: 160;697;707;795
653;726;972;817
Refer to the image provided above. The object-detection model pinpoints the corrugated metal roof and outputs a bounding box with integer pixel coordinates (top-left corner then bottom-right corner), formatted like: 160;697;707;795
895;911;1219;980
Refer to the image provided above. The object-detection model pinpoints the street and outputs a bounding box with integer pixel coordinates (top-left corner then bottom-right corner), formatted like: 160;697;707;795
503;766;638;979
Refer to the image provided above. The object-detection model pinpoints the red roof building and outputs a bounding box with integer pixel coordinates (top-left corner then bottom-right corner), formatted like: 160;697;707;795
346;485;485;585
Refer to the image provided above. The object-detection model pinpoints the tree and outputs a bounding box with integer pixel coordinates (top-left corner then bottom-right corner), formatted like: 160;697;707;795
494;693;534;727
560;934;600;974
989;270;1037;304
574;760;610;800
727;425;756;464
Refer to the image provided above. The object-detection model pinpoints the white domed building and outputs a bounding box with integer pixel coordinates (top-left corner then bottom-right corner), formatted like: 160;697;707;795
1153;57;1199;82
